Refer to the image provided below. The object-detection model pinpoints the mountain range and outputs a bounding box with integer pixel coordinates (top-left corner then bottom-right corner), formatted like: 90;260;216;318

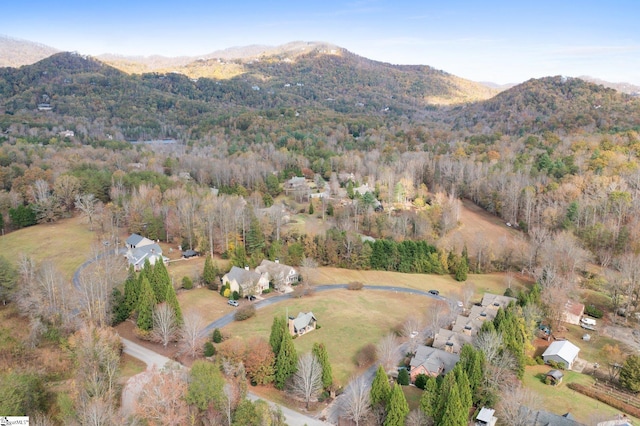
1;36;639;142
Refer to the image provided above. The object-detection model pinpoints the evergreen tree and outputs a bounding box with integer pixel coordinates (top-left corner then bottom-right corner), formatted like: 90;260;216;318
123;265;139;314
454;365;472;415
136;276;156;331
439;383;466;426
165;281;183;324
269;316;286;355
414;373;428;390
111;288;129;325
397;368;410;386
246;215;266;257
212;328;223;343
459;344;484;402
620;355;640;392
455;256;468;281
312;342;333;390
384;383;409;426
370;365;391;407
203;256;217;287
308;202;314;215
151;260;171;303
274;330;297;390
419;376;438;419
435;372;457;425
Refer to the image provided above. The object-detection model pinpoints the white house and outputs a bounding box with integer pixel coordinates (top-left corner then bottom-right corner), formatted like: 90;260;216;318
125;243;168;271
476;407;498;426
542;340;580;369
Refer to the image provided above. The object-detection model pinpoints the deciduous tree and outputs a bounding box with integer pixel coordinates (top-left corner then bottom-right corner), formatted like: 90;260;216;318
291;352;323;409
152;302;178;348
341;375;370;426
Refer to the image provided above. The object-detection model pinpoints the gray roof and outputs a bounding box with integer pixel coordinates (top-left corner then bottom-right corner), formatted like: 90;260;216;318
542;340;580;365
468;305;498;321
432;328;473;353
519;407;585;426
546;369;564;380
255;259;297;278
126;233;146;246
225;266;262;290
128;244;164;266
481;293;517;309
452;314;484;335
291;312;316;331
410;345;459;375
476;407;496;423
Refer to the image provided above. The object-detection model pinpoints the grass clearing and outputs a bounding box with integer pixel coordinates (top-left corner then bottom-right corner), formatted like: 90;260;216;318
523;365;640;424
0;215;96;279
177;287;237;324
224;289;436;386
402;385;423;411
119;353;147;381
559;324;633;366
310;267;529;303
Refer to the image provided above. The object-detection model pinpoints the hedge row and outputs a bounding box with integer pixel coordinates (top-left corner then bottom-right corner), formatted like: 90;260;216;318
568;383;640;418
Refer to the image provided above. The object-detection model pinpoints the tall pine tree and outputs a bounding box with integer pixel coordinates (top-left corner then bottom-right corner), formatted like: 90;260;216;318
370;365;391;407
274;330;297;390
165;281;183;325
419;376;438;419
203;256;217;287
312;342;333;390
269;316;286;355
123;265;139;315
384;383;409;426
137;276;156;331
454;365;472;416
439;383;466;426
151;260;171;303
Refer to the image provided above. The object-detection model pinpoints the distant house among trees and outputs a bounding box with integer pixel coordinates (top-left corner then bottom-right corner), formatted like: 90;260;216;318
222;266;269;297
409;345;459;382
255;259;299;292
125;234;168;271
288;312;317;336
563;299;585;325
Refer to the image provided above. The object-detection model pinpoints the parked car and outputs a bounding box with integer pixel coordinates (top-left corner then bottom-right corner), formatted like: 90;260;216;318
428;289;439;296
227;299;239;307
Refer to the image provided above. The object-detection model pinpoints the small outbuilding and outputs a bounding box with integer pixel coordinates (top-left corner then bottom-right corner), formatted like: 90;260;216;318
546;369;564;385
475;407;497;426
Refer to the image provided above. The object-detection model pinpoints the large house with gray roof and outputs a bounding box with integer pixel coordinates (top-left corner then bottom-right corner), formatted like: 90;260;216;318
255;259;299;292
222;266;269;297
124;234;168;271
409;345;459;382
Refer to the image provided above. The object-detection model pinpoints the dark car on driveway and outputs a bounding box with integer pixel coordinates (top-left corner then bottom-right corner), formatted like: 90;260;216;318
182;249;199;258
428;289;440;296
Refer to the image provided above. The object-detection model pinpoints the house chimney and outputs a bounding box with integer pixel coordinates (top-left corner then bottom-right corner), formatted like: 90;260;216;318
244;265;249;271
275;258;279;264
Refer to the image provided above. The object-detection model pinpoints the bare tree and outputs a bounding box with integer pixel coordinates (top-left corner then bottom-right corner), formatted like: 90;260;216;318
152;303;178;348
402;316;423;354
475;329;504;365
376;334;401;373
406;409;432;426
179;310;205;358
135;367;189;425
461;281;475;309
291;352;323;409
424;300;451;338
496;381;541;426
75;193;98;231
341;375;370;426
76;394;121;426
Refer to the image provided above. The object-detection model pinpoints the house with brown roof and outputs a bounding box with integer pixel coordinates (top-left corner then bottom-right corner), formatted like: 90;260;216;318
452;314;485;336
467;305;498;322
563;299;585;325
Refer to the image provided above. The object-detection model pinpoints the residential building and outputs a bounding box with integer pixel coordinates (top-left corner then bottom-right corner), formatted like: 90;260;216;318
255;259;299;292
409;345;459;382
542;340;580;369
288;312;317;336
222;266;269;297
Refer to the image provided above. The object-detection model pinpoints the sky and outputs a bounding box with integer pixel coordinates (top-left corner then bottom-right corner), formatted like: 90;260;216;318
3;0;640;85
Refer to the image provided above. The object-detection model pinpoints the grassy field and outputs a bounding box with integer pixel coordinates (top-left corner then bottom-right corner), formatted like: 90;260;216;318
553;324;634;366
0;215;96;279
223;289;436;386
310;267;530;303
402;385;424;411
177;287;238;324
523;365;640;424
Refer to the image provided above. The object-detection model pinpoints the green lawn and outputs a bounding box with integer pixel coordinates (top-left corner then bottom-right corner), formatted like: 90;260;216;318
0;215;96;279
402;385;424;411
523;365;640;424
223;289;435;386
177;287;237;324
119;353;147;381
551;324;635;366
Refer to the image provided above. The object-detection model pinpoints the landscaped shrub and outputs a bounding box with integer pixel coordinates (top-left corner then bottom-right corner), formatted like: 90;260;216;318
204;341;216;357
568;383;640;418
212;328;223;343
234;305;256;321
347;281;364;290
503;287;515;298
262;288;271;294
397;369;410;385
182;276;193;290
232;291;240;300
355;343;377;367
535;356;544;365
585;304;604;318
414;374;428;390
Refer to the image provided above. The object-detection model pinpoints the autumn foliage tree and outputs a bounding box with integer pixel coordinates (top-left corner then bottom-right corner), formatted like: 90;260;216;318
244;337;275;385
